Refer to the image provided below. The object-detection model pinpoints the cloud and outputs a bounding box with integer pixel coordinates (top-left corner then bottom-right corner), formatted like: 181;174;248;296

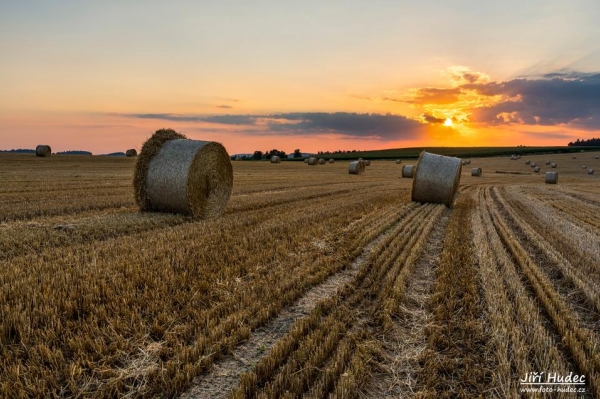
409;87;462;105
521;131;575;139
216;105;233;109
421;113;446;124
466;72;600;128
120;112;427;141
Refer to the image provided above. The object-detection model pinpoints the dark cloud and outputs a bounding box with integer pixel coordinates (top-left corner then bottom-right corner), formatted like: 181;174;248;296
421;113;446;124
522;131;575;139
216;105;233;109
466;72;600;129
121;112;426;140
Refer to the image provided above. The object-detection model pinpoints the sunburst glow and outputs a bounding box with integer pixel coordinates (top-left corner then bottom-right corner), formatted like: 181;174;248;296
444;118;453;127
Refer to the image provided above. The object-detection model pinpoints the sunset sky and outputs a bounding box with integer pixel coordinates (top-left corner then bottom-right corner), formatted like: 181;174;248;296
2;0;600;154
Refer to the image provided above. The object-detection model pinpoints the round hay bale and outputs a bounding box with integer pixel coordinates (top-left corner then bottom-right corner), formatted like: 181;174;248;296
510;155;516;160
411;152;461;207
402;165;415;178
235;155;243;161
533;166;540;173
35;145;51;157
461;160;466;166
517;155;521;159
396;159;401;164
530;162;536;167
133;129;233;218
308;157;317;165
329;159;335;163
595;156;599;159
551;162;557;168
317;158;326;165
271;155;281;163
364;159;371;166
471;167;482;177
304;158;309;163
572;155;577;159
582;165;587;169
525;160;530;164
545;171;558;184
126;149;138;157
466;160;471;164
588;169;595;174
348;161;364;175
546;160;551;165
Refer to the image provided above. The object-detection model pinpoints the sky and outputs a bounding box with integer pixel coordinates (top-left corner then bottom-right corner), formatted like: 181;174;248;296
1;0;600;154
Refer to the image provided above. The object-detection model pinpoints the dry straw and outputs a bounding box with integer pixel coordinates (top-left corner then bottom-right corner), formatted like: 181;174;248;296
126;149;137;157
545;171;558;184
133;128;233;218
396;159;401;164
534;166;540;173
471;167;482;177
411;151;461;207
348;161;364;175
329;159;335;163
551;162;557;168
308;157;317;165
35;145;51;157
589;169;595;174
318;158;326;165
271;155;281;163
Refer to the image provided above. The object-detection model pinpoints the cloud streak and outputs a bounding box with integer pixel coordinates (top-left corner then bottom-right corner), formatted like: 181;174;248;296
120;112;428;141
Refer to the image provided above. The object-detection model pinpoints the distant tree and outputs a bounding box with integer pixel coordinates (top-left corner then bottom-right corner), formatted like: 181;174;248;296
568;137;600;146
253;150;263;160
293;149;302;158
265;149;287;159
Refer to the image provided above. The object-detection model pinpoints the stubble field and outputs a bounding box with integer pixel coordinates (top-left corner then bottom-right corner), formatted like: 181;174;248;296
0;152;599;398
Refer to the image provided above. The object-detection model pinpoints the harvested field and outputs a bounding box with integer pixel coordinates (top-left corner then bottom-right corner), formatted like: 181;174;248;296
0;152;599;398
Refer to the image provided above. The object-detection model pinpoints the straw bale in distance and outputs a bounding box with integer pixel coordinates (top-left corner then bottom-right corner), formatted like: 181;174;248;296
318;158;326;165
364;159;371;166
546;160;551;165
304;159;309;163
551;162;557;168
471;167;482;177
348;161;364;175
545;171;558;184
525;160;530;164
573;155;576;159
530;162;536;167
396;159;401;164
411;151;461;207
235;156;243;161
588;169;595;174
328;159;335;163
402;164;415;178
466;159;471;164
308;157;317;165
35;145;51;157
582;165;587;169
534;166;540;173
133;128;233;218
270;155;281;163
126;149;137;157
596;156;599;159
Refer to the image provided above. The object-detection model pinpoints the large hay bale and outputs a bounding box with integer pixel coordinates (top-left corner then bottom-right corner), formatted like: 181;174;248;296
364;160;371;166
588;169;595;174
318;158;326;165
35;145;51;157
348;161;364;175
308;157;317;165
396;159;401;164
411;152;461;207
545;171;558;184
471;167;482;177
329;159;335;163
304;158;309;163
271;155;281;163
133;129;233;218
534;166;540;173
402;165;415;178
126;149;138;157
551;162;557;168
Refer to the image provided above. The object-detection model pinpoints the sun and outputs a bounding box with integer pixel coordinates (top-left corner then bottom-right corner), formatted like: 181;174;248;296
444;118;453;127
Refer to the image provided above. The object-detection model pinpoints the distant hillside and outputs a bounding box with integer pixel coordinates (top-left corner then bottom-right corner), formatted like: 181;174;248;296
321;146;600;160
0;149;35;153
103;152;126;157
